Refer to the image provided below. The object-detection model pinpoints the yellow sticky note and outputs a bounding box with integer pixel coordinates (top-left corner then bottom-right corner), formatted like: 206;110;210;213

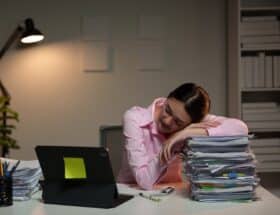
63;157;87;179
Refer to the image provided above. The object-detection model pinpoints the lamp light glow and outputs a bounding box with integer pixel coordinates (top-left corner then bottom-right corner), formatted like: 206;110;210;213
21;35;44;44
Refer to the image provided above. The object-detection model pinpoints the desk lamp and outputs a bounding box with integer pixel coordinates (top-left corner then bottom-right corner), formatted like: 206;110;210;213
0;18;44;157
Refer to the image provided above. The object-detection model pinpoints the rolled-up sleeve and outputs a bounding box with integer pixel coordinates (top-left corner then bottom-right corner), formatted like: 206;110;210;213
205;114;249;136
123;109;166;190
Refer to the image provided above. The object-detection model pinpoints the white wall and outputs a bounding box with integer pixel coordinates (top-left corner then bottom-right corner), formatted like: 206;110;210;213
0;0;226;159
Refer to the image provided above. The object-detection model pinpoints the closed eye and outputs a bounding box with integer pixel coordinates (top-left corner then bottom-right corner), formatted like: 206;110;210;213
165;104;172;115
165;104;185;127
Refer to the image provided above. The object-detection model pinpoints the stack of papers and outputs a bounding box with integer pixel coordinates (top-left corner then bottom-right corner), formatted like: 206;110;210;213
182;136;260;202
3;159;42;201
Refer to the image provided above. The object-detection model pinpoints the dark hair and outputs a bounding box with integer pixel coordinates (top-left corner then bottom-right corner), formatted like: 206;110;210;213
167;83;210;123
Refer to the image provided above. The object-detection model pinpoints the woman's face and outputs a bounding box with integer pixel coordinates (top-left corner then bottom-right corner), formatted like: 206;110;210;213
156;98;192;134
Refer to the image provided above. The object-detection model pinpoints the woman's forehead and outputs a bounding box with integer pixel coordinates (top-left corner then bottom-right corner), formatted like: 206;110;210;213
166;98;191;124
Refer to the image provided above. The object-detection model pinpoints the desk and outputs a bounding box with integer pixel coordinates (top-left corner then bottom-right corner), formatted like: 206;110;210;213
1;183;280;215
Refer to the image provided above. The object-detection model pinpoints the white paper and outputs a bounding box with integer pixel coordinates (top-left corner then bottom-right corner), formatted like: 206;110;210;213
83;41;110;71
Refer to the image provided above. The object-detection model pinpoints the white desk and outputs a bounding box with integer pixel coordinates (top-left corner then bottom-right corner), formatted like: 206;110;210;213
1;184;280;215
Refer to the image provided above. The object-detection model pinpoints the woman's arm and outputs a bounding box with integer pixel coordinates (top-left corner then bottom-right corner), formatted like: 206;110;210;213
160;114;248;163
123;109;167;190
205;114;248;136
159;126;209;164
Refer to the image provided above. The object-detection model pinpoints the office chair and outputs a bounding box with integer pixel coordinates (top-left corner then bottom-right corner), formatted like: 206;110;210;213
100;125;124;179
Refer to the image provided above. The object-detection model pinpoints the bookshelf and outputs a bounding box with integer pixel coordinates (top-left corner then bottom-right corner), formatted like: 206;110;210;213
228;0;280;172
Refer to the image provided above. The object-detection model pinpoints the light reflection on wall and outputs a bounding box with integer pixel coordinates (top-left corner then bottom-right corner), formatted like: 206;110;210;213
1;41;83;104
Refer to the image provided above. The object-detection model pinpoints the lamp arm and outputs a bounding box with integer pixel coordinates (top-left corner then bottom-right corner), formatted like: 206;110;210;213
0;25;23;59
0;25;23;100
0;21;38;157
0;80;10;100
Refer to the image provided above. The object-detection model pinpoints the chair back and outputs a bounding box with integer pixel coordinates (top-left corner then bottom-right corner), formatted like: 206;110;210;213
100;125;124;179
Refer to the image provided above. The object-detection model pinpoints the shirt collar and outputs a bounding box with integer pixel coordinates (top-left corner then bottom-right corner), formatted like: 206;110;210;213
139;98;166;135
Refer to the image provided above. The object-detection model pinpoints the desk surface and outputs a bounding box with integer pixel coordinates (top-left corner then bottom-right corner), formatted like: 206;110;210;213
1;183;280;215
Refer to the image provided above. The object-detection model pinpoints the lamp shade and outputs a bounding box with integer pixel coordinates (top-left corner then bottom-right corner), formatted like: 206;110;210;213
20;18;44;44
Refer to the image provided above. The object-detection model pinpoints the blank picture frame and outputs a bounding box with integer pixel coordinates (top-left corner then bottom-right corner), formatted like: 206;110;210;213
82;41;110;72
136;40;165;71
81;16;110;41
138;16;165;39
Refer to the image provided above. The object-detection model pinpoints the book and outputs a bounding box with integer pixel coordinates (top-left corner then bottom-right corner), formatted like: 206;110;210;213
247;121;280;129
257;162;280;170
243;108;280;114
241;57;246;89
252;147;280;154
273;56;280;87
249;127;280;132
256;154;280;162
241;16;278;22
250;138;280;148
265;56;273;88
253;56;259;87
241;43;280;50
258;53;265;87
240;20;280;36
244;57;254;88
242;102;279;109
243;112;280;121
241;35;280;44
253;52;265;88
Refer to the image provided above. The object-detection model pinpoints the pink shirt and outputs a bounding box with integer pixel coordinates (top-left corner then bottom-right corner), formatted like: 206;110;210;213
117;98;248;190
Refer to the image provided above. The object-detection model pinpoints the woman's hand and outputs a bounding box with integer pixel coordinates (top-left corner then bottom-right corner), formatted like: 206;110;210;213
159;120;221;164
159;137;185;165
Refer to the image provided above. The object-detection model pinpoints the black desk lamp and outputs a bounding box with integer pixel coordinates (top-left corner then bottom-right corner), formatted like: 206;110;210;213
0;18;44;157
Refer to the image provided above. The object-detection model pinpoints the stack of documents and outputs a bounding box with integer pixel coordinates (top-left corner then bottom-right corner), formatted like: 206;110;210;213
3;159;42;201
182;136;260;202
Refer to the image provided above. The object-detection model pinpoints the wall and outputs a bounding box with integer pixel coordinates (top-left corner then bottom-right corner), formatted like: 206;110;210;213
0;0;226;159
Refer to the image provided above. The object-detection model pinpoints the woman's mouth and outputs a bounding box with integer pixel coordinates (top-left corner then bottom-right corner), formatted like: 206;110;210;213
159;120;171;133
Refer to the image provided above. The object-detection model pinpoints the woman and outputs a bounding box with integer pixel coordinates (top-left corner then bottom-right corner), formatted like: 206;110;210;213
117;83;248;190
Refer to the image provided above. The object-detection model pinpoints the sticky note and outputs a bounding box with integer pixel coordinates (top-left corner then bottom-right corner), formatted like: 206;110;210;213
63;157;87;179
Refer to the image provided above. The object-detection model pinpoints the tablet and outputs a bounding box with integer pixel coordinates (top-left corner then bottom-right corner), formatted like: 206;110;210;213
35;146;133;208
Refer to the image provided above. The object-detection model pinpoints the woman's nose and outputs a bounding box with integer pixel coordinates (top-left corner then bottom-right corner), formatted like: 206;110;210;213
163;115;174;127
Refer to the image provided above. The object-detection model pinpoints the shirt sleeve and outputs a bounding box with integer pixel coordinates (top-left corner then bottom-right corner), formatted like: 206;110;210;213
204;114;249;136
123;109;167;190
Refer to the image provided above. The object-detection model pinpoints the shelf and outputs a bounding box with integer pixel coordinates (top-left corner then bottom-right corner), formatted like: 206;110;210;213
249;131;280;138
242;91;280;102
257;168;280;173
241;6;280;11
229;1;280;173
241;7;280;16
241;88;280;92
241;0;280;9
241;50;280;56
